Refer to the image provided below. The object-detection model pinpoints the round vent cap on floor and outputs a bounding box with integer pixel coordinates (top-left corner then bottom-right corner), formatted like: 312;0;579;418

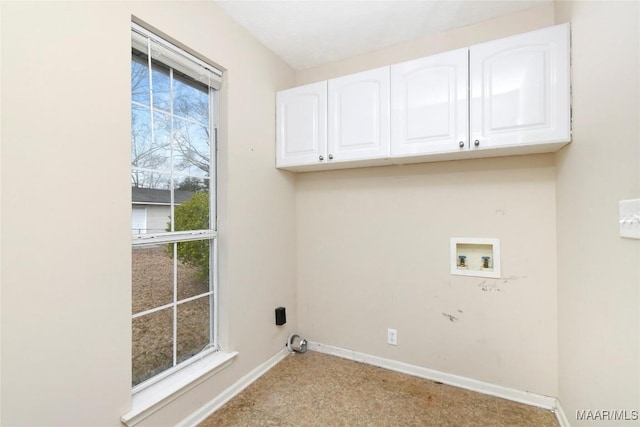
286;334;308;353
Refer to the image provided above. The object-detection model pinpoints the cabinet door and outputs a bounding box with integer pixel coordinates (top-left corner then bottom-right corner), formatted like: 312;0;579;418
470;23;570;150
391;48;468;156
276;81;327;168
328;67;390;162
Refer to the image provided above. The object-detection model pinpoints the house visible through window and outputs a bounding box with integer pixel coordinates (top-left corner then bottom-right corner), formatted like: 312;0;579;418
130;23;221;389
131;207;147;234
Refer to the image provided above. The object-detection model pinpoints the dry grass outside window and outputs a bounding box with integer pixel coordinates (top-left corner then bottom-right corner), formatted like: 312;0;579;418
132;246;210;386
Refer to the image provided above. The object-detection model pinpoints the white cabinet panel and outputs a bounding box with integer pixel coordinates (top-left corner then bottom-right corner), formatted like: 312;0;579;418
391;48;468;156
470;23;570;150
276;81;327;167
276;24;570;172
328;67;390;162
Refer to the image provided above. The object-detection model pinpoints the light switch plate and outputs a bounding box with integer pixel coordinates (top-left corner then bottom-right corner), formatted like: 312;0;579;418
619;199;640;239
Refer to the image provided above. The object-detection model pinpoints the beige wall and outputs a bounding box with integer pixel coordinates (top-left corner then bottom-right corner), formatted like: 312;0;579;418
296;6;559;396
296;4;554;85
555;1;640;425
0;1;297;426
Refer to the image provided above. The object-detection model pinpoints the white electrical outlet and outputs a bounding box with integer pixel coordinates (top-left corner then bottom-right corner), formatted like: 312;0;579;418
387;328;397;346
619;199;640;239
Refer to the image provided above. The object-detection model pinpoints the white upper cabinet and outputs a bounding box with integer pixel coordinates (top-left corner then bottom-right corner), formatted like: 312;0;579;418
276;23;571;171
469;23;570;150
391;48;468;156
276;81;327;168
328;66;390;162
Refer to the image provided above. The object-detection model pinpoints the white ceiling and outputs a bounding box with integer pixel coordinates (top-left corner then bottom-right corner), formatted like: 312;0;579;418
215;0;551;70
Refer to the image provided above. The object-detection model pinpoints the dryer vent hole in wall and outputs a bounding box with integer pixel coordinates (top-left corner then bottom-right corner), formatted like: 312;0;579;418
286;334;308;353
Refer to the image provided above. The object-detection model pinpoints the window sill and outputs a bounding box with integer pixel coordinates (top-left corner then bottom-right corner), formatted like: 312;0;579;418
121;351;238;427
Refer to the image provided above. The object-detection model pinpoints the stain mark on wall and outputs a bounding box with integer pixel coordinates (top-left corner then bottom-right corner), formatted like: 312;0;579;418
501;275;527;284
442;313;459;322
478;275;527;292
478;280;502;292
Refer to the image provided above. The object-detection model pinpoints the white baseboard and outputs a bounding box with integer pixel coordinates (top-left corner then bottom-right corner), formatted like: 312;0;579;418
308;341;558;411
178;347;289;427
555;400;572;427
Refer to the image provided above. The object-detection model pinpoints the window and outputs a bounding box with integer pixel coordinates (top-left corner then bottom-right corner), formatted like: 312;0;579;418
130;23;221;390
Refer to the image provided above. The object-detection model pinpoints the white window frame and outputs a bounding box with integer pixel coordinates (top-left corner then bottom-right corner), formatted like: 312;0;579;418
123;22;236;426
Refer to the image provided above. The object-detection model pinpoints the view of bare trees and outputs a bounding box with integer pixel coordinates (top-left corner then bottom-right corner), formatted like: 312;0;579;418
131;54;210;190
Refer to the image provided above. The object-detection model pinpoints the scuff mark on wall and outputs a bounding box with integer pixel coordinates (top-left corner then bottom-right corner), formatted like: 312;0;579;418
442;313;459;322
478;275;527;292
501;275;527;283
478;280;502;292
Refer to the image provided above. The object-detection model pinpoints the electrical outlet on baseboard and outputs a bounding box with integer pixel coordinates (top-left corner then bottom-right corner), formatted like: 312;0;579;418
387;328;397;346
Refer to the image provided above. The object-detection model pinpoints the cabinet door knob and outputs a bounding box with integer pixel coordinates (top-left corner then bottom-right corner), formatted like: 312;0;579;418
319;155;324;161
474;140;480;147
328;154;334;160
459;141;465;148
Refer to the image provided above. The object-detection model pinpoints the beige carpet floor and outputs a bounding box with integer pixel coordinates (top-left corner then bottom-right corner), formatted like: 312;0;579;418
199;350;558;427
